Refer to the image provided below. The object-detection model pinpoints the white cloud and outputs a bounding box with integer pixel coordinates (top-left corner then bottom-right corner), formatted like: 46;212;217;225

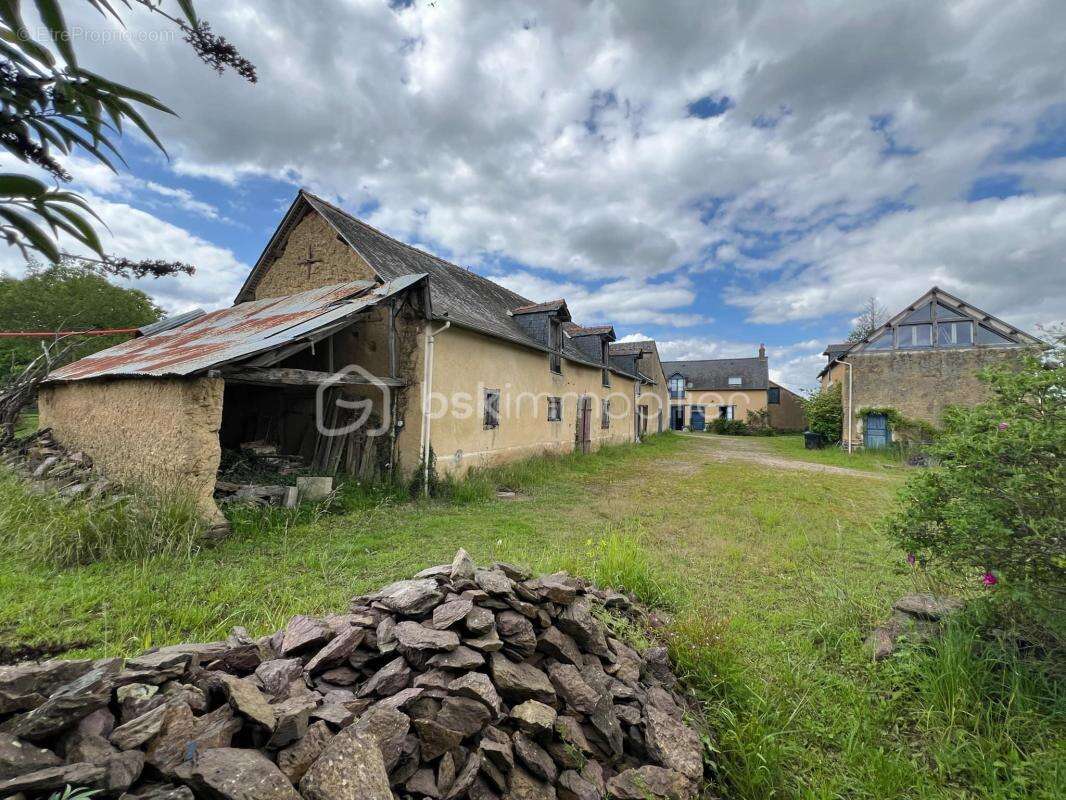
488;270;708;327
725;195;1066;334
4;0;1062;361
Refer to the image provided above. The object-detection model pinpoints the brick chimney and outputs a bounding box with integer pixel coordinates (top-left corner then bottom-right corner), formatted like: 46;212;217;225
758;343;766;359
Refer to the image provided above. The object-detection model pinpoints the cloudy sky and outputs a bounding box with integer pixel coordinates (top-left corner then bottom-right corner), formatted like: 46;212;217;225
3;0;1065;390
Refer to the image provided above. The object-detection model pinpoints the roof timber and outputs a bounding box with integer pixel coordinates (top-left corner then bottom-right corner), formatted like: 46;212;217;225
219;367;405;389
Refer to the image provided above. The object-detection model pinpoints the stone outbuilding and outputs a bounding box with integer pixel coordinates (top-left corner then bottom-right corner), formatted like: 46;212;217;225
39;190;657;520
818;287;1043;447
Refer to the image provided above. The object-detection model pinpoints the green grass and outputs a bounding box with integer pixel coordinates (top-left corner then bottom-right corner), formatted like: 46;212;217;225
14;411;37;437
761;432;909;472
0;432;1060;798
0;472;205;567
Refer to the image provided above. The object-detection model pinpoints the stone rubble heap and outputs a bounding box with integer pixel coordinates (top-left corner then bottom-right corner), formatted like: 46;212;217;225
0;428;113;501
0;550;707;800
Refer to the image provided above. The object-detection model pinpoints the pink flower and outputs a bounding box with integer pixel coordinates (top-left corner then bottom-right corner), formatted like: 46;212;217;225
982;571;998;587
906;553;916;565
998;421;1009;431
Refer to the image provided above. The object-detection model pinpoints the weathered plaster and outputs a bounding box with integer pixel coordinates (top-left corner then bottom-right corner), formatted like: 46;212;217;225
39;376;225;522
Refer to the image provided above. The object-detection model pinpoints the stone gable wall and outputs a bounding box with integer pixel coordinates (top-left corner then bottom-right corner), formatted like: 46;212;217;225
846;346;1029;443
252;211;377;300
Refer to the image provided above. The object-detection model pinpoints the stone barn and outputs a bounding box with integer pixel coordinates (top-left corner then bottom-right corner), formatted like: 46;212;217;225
817;287;1043;447
40;276;429;524
40;190;653;522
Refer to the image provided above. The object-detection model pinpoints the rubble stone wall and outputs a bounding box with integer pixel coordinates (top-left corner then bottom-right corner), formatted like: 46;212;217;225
38;376;225;522
252;210;377;300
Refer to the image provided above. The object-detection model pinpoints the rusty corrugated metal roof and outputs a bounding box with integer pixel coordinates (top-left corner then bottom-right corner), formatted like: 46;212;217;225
46;274;426;383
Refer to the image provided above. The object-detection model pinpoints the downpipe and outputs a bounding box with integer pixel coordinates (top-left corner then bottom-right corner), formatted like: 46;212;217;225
420;320;451;496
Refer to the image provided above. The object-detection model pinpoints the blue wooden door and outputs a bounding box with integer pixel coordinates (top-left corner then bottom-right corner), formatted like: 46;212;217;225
864;413;891;449
690;405;706;431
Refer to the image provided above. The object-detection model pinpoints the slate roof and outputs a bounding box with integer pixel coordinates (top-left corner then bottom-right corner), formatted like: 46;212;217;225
240;191;632;375
565;323;615;338
514;299;567;314
660;357;769;390
823;342;853;359
609;340;656;356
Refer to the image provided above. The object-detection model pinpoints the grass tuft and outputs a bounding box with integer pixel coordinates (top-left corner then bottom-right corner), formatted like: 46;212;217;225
0;470;205;567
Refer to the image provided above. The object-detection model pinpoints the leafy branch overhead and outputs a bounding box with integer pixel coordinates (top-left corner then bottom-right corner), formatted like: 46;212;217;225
0;0;256;264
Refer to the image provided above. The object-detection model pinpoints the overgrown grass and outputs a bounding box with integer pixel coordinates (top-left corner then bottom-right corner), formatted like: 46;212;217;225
14;411;37;437
0;432;1060;798
0;471;205;567
762;432;909;472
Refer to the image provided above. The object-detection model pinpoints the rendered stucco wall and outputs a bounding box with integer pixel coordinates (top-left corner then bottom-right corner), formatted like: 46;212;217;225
253;211;376;300
39;377;224;522
635;351;669;434
843;346;1029;444
767;383;807;430
671;389;767;427
420;325;637;475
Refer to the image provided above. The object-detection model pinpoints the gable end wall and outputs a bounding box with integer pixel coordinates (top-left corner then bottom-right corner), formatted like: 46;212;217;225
252;211;377;300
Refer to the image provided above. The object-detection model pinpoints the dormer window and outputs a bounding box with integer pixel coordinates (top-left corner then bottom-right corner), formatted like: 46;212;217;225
601;340;610;387
549;318;562;374
669;375;686;399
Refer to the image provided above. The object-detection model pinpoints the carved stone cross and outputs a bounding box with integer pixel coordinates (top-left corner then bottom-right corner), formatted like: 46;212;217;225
297;243;323;278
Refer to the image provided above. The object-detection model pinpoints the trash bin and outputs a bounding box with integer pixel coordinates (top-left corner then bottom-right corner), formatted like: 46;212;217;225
803;430;825;450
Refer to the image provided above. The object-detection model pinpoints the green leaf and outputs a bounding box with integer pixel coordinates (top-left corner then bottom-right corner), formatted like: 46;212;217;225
0;174;49;199
50;204;104;256
174;0;199;27
0;205;61;262
113;98;169;157
34;0;76;67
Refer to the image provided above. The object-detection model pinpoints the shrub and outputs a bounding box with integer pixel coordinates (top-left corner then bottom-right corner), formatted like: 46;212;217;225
745;408;776;436
885;339;1064;629
804;383;843;442
710;418;749;435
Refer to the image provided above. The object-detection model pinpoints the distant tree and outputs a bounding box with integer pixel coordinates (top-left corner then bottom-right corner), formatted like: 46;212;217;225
0;258;162;381
0;0;256;268
847;295;888;342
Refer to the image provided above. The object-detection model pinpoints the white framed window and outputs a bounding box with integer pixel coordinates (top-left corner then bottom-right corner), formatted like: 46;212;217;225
728;376;742;386
669;375;685;399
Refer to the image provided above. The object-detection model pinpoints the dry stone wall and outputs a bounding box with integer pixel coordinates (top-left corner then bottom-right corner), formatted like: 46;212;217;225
0;552;709;799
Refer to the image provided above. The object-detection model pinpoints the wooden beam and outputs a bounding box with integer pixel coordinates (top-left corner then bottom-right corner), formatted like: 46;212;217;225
222;367;404;388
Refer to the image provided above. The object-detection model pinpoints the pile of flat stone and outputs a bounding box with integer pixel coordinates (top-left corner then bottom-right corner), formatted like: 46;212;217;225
0;550;707;799
0;427;113;502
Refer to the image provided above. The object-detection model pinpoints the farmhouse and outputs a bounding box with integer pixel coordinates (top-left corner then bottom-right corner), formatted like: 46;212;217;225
608;339;670;436
38;190;653;521
818;287;1042;447
662;347;806;431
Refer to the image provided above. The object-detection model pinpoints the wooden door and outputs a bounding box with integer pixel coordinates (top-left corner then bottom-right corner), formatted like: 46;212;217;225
575;395;592;454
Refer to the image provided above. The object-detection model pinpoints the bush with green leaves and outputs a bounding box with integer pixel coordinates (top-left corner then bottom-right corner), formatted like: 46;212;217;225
804;383;843;442
710;417;749;435
885;339;1064;628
